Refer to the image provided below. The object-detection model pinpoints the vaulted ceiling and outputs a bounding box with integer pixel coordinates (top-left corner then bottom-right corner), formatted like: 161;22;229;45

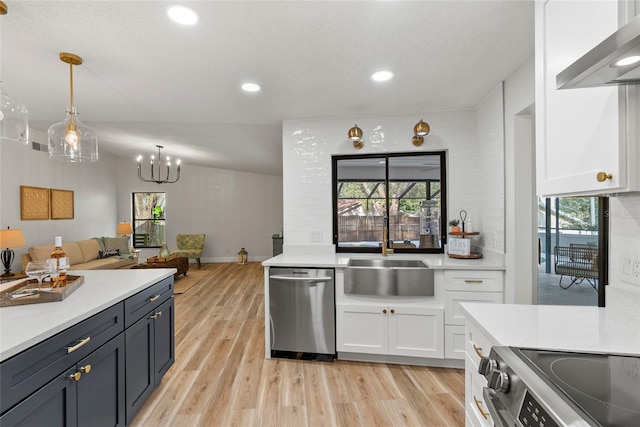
1;1;534;176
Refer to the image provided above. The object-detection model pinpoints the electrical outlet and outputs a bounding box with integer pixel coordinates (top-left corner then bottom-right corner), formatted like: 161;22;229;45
310;231;323;242
633;259;640;279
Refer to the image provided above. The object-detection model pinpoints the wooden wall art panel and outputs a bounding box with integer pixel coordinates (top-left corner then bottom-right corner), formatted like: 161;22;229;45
50;189;74;220
20;186;50;220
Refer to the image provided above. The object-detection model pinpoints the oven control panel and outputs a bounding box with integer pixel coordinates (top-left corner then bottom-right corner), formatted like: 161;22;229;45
518;391;559;427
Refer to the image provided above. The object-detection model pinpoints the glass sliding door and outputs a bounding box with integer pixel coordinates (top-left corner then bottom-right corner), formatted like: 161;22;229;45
537;196;607;306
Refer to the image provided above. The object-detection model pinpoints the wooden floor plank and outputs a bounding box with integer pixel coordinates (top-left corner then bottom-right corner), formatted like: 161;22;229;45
131;262;465;426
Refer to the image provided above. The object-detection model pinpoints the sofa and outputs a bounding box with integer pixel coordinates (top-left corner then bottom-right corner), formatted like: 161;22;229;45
21;237;137;271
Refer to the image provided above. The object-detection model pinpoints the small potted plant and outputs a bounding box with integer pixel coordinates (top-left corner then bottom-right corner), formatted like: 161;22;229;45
449;219;460;233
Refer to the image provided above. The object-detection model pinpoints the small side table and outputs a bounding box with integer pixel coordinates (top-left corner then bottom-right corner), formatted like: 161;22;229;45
0;272;28;283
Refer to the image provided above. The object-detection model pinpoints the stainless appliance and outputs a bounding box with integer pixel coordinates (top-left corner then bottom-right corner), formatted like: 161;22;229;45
480;346;640;426
557;13;640;89
268;267;335;357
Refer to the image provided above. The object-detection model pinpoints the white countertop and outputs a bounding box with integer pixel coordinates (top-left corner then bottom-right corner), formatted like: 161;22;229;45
0;269;175;362
461;302;640;356
262;251;505;270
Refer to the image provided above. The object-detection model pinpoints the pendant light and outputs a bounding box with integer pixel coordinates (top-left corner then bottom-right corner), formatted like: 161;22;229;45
0;1;29;146
48;52;98;163
412;119;430;147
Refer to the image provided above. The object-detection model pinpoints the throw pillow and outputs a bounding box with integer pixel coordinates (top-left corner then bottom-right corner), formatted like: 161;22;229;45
103;236;130;255
99;249;120;259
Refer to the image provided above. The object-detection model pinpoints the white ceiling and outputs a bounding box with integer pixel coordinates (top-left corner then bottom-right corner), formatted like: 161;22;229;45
1;1;534;176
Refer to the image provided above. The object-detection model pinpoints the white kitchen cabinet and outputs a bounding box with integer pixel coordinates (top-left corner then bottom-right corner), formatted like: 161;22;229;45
535;0;639;196
442;270;503;360
337;304;443;358
464;317;499;427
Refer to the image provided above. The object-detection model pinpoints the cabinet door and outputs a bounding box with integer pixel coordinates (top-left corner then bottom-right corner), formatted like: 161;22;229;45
388;307;444;358
77;335;126;427
0;366;78;427
535;0;626;196
153;297;175;386
336;304;388;355
125;316;154;424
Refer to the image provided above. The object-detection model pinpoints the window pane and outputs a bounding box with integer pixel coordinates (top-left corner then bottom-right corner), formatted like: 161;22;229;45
132;192;166;248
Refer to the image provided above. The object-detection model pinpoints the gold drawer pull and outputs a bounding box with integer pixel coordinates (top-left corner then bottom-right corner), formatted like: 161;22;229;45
149;294;160;302
474;396;489;420
596;172;612;182
464;280;483;284
69;372;82;381
67;337;91;353
473;344;483;358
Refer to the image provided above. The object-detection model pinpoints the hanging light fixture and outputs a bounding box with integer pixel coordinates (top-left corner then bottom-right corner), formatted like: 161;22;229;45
0;1;29;146
137;145;181;184
48;52;98;163
412;119;430;147
348;124;364;149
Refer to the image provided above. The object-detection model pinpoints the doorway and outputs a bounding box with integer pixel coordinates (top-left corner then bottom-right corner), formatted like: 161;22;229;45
538;196;607;306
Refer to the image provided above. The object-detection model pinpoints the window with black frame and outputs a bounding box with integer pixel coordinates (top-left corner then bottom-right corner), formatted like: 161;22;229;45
332;152;447;253
132;192;166;248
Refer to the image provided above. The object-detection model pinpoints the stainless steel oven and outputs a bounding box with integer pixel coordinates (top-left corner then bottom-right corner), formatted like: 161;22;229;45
480;347;640;427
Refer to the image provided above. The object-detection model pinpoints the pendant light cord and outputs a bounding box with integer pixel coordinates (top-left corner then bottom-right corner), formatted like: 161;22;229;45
69;62;75;124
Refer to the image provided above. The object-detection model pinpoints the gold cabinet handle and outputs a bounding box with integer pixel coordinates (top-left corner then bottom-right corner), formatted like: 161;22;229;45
390;309;395;314
80;364;92;374
157;311;162;318
150;313;158;320
67;337;91;353
473;344;483;358
474;396;489;420
69;372;82;382
382;309;387;314
149;294;160;302
464;280;483;284
596;172;612;182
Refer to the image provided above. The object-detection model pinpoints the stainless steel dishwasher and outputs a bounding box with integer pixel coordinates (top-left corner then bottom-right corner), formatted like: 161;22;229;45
268;267;335;358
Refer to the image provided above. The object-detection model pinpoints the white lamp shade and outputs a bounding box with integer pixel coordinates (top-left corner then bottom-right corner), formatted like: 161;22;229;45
48;107;98;163
0;83;29;145
0;228;26;248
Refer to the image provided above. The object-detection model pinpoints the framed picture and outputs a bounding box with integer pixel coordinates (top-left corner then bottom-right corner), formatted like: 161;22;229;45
20;185;51;220
50;189;74;220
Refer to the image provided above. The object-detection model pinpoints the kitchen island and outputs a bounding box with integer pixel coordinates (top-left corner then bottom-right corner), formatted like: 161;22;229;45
0;268;176;426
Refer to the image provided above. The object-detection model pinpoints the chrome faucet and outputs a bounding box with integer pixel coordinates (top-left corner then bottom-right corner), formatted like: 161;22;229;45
382;217;394;257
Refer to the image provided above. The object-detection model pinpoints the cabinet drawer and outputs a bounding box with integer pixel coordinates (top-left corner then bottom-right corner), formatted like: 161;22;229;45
443;270;503;292
124;276;173;328
0;303;124;413
444;324;465;360
465;321;495;372
445;291;502;326
466;354;493;427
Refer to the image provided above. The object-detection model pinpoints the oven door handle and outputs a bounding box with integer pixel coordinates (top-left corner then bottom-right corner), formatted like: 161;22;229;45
482;387;518;427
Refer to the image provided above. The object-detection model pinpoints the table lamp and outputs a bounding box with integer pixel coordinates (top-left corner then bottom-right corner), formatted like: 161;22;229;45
117;222;134;253
0;227;27;277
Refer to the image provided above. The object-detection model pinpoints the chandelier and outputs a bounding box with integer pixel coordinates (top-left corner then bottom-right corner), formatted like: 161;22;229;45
137;145;181;184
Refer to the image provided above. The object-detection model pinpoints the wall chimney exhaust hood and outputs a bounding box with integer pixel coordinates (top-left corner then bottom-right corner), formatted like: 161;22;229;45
557;14;640;89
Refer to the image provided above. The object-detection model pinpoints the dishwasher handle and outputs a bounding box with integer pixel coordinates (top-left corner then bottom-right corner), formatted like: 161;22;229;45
269;275;332;282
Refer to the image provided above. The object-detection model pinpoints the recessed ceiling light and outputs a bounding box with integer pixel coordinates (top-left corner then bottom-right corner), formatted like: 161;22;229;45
612;55;640;67
371;70;394;82
167;5;198;25
241;83;261;92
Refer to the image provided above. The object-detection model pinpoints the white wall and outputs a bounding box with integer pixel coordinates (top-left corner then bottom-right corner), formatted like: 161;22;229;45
0;128;284;269
503;57;536;304
115;157;283;262
0;129;120;263
281;109;506;254
607;195;640;309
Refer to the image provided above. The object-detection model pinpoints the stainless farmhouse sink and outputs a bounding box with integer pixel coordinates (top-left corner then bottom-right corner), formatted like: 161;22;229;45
345;258;434;296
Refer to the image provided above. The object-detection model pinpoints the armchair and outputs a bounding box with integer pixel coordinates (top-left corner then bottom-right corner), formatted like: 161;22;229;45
171;234;205;269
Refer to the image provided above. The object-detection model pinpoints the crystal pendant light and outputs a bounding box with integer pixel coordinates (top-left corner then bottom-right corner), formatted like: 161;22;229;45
0;82;29;145
0;2;29;145
48;52;98;163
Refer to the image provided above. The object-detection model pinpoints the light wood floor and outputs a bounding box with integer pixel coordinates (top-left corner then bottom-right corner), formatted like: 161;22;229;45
131;262;465;427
